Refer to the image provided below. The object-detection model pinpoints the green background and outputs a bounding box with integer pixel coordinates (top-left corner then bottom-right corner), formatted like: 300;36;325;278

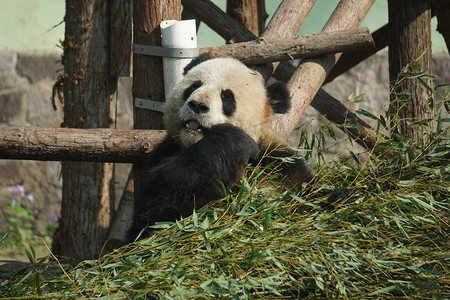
0;0;446;53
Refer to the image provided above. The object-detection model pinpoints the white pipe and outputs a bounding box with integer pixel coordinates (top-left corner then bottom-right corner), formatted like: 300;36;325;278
161;19;198;99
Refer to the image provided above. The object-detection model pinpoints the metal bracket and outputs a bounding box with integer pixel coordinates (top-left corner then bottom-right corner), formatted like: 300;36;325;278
132;44;199;58
134;97;165;112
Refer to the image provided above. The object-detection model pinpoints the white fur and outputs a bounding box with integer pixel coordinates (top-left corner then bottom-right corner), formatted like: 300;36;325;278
165;58;272;148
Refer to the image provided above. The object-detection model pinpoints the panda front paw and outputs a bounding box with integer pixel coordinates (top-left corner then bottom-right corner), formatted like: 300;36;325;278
206;123;260;159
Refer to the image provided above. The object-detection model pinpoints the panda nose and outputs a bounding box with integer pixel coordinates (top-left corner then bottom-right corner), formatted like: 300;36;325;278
188;101;210;114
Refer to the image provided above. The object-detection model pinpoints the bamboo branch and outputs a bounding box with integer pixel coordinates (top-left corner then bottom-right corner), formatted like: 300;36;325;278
0;127;166;162
313;89;377;150
201;28;374;65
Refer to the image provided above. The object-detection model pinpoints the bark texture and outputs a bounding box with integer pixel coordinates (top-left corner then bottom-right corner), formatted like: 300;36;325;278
0;127;165;162
388;0;433;140
201;28;374;65
53;0;118;260
272;0;375;139
227;0;267;37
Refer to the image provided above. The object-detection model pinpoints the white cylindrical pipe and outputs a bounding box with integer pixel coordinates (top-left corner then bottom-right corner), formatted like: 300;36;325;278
161;19;198;99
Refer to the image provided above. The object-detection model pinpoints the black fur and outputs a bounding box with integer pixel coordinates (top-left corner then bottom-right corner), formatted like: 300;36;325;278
221;89;236;117
183;53;211;75
267;82;291;114
183;80;202;101
128;124;259;242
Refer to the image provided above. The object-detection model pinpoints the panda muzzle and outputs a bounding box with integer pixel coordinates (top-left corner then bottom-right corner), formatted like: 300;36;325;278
185;120;203;133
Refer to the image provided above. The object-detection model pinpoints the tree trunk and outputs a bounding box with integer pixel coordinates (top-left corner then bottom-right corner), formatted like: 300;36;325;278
388;0;433;141
226;0;267;37
52;0;118;260
130;0;181;239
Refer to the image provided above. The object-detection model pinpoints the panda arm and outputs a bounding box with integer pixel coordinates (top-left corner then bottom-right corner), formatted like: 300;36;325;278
128;124;259;241
256;140;314;188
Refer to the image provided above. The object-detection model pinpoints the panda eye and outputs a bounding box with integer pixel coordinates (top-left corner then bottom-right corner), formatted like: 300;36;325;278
183;80;202;101
221;89;236;117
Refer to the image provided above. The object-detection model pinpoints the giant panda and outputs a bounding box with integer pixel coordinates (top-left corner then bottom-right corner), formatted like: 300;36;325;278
127;54;334;242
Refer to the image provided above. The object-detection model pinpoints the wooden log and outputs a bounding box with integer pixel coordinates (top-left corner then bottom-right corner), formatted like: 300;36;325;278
313;90;377;150
110;0;132;77
201;28;374;65
388;0;433;141
52;0;119;260
227;0;267;37
272;0;376;139
0;127;166;162
183;0;379;151
326;23;389;83
106;169;135;251
182;0;255;42
259;0;316;78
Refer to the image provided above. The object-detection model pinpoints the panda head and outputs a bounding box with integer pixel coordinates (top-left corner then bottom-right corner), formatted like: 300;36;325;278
164;54;291;148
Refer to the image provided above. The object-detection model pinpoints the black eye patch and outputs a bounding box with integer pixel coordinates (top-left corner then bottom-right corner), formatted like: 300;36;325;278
221;89;236;117
182;80;202;101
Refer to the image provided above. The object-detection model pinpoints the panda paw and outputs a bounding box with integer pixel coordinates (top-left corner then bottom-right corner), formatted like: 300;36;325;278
204;123;260;159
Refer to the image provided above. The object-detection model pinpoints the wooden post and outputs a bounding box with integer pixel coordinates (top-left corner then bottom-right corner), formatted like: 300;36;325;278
326;23;389;83
272;0;375;139
388;0;433;141
129;0;181;240
183;0;379;151
52;0;118;260
111;0;132;77
226;0;267;37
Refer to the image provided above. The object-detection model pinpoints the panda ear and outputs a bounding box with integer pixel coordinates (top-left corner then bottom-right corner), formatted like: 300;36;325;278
267;82;291;114
183;53;211;75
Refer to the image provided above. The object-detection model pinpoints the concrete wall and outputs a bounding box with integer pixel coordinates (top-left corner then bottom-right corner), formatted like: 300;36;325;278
0;51;133;233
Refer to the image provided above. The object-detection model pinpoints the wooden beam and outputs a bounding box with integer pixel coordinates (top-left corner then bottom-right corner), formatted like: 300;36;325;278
227;0;267;37
182;0;255;43
201;28;374;65
326;23;389;83
0;127;166;162
272;0;376;139
183;0;379;151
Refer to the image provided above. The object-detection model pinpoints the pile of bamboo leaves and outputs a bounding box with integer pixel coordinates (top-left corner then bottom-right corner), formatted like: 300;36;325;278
1;124;448;299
